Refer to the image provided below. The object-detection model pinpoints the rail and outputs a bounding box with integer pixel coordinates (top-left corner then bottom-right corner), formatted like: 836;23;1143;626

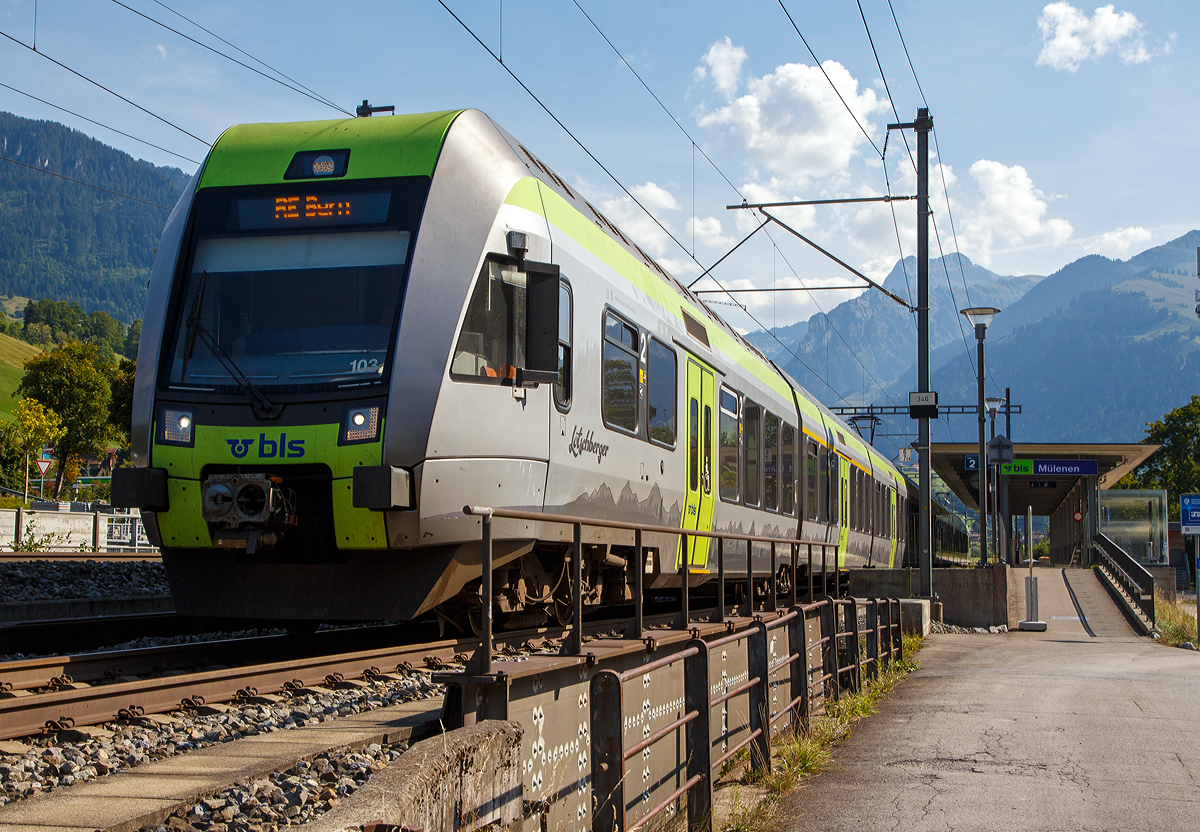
1092;533;1156;625
461;505;842;672
589;595;902;832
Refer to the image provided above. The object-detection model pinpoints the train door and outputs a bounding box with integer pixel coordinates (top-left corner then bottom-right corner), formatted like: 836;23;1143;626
837;456;850;566
677;356;716;570
888;487;897;564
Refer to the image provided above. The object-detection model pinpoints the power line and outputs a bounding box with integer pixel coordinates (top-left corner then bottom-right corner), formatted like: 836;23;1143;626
0;153;172;209
111;1;351;117
0;28;211;147
776;0;882;159
150;0;345;114
0;80;200;165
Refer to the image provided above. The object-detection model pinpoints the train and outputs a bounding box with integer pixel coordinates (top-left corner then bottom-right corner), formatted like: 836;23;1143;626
113;109;964;626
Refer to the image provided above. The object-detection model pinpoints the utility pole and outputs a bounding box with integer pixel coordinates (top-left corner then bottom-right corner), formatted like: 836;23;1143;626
915;109;933;596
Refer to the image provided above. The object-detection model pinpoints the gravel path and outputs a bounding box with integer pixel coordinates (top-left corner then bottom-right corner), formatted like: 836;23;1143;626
0;560;169;602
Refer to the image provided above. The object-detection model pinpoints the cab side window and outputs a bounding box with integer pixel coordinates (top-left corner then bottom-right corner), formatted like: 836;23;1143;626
450;261;525;384
601;312;638;434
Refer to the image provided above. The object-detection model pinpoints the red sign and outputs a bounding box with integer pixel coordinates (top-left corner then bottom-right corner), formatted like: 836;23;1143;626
35;459;51;476
1073;510;1083;522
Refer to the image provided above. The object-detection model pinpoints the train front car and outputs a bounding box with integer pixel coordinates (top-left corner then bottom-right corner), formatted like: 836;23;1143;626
114;110;563;624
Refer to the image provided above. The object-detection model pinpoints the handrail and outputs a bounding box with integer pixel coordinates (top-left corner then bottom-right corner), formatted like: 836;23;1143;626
1093;533;1156;625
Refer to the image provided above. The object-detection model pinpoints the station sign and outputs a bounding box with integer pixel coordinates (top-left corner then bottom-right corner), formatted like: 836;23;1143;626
1029;481;1058;489
1001;459;1033;475
963;454;979;471
1033;459;1098;476
1181;494;1200;535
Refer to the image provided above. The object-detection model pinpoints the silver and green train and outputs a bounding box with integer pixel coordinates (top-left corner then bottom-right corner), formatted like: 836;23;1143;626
114;109;923;625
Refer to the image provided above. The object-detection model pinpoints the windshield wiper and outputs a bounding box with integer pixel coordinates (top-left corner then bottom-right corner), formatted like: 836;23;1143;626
181;272;279;419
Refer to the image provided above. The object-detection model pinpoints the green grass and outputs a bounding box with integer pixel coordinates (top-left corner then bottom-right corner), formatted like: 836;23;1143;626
0;332;43;422
1156;590;1198;647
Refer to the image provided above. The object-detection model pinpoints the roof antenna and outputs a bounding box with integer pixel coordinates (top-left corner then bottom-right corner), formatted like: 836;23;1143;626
356;100;395;117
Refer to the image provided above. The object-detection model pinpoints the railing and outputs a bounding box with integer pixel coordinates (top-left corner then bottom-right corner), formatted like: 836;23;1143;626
460;505;842;673
590;595;902;832
1093;533;1156;625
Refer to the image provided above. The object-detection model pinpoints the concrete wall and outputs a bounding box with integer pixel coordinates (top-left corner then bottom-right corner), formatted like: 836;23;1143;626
849;566;1017;628
1147;566;1177;598
0;508;150;551
305;720;524;832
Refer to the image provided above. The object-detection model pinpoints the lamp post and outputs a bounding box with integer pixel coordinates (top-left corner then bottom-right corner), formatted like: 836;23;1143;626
961;307;1001;566
985;396;1006;564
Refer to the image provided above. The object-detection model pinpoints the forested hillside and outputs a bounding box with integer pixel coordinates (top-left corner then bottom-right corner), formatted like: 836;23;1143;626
0;111;189;323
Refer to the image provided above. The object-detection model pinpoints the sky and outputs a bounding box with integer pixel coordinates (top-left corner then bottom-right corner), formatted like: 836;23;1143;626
1;0;1197;333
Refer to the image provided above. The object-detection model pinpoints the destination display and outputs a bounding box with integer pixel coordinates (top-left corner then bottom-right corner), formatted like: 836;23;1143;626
232;191;391;230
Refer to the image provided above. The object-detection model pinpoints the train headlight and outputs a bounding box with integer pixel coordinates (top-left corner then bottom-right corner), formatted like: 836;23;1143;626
159;407;195;447
340;404;380;445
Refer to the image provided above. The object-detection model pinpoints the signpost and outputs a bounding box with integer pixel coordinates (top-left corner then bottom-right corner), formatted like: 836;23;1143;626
35;458;51;499
908;391;938;420
1181;494;1200;593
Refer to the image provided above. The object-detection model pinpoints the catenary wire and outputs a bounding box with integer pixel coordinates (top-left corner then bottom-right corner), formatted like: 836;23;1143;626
0;28;210;146
110;1;351;116
571;1;909;409
150;0;346;113
0;154;172;209
0;80;200;165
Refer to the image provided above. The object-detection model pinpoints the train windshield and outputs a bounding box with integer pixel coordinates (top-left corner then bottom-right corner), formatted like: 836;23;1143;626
164;178;427;393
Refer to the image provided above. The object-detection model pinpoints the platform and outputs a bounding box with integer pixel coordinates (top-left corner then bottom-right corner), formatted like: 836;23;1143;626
778;568;1200;831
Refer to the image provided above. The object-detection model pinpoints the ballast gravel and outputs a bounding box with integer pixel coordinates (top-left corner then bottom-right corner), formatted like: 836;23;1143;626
930;622;1009;634
0;671;443;812
0;560;169;603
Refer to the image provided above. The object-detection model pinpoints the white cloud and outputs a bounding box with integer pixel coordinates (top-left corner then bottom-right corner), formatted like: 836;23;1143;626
1083;226;1152;257
1036;3;1150;72
694;41;887;191
629;181;680;214
156;43;167;59
693;37;747;100
686;216;734;250
960;160;1073;265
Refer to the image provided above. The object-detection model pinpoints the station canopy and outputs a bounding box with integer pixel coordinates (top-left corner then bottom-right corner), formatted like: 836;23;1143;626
930;443;1160;516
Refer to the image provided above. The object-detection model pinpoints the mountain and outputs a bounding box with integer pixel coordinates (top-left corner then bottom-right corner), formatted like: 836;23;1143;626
0;111;190;322
773;253;1040;404
744;319;808;363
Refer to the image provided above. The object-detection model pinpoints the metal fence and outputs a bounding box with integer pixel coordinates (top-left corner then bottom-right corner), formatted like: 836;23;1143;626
590;596;902;832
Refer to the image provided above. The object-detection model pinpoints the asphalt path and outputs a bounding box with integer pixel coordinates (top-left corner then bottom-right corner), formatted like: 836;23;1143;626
780;568;1200;831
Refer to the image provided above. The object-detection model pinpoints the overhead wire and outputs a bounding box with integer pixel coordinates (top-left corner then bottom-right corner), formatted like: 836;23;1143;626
436;2;866;407
110;1;352;116
572;1;905;413
0;80;200;165
151;0;346;113
0;28;211;147
0;153;172;209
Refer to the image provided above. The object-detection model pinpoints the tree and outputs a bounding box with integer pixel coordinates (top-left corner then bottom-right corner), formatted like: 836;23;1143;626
123;319;141;359
18;341;114;499
109;358;136;444
1117;394;1200;518
10;399;65;502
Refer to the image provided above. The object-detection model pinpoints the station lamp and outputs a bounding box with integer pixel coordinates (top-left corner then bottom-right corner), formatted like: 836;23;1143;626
961;307;1001;566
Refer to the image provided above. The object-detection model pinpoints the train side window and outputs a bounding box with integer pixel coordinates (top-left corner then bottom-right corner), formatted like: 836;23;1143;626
554;280;572;411
817;445;828;523
828;452;839;524
688;398;699;492
450;260;525;384
806;441;818;520
744;400;761;507
601;311;638;434
781;423;795;516
647;339;676;446
764;412;779;512
719;388;739;502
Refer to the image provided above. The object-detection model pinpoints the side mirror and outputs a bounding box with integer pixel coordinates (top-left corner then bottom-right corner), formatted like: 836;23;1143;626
521;259;560;386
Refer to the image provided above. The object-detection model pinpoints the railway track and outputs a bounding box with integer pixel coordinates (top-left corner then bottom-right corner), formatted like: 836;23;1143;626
0;550;160;563
0;611;691;741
